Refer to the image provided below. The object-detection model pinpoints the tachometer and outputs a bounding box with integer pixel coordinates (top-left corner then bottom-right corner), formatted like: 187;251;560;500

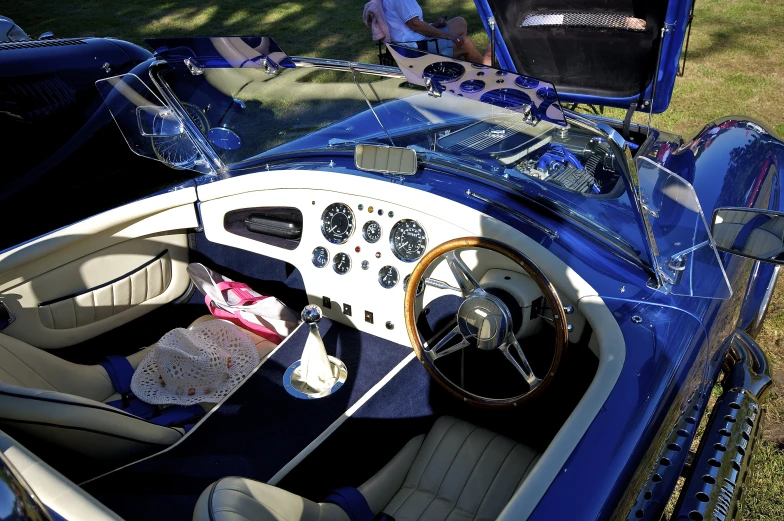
390;219;427;262
378;266;399;289
321;203;355;244
362;221;382;243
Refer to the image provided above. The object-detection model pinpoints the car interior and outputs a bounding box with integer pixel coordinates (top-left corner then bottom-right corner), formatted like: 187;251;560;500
0;159;626;521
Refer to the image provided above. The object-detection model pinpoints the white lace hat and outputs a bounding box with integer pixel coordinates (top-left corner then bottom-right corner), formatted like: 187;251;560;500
131;320;260;405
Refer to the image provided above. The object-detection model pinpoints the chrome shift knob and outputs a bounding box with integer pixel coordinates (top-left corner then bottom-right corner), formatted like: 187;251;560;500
302;304;323;325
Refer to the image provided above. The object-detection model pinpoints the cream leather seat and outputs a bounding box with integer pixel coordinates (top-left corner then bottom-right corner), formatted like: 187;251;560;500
0;315;276;461
195;416;540;521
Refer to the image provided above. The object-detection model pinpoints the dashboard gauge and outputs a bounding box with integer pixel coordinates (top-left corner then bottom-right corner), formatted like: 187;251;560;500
333;252;352;275
378;266;399;289
423;62;466;84
321;203;355;244
403;274;426;296
312;246;329;268
362;221;382;243
390;219;428;262
152;101;209;169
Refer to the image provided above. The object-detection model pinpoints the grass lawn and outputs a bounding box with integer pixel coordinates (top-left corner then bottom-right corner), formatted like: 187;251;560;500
4;0;784;518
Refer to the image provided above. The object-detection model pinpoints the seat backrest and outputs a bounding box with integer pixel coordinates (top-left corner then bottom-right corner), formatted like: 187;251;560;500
0;382;183;461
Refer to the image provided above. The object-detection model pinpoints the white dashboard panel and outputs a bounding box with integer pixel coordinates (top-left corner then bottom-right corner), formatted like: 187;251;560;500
198;170;585;346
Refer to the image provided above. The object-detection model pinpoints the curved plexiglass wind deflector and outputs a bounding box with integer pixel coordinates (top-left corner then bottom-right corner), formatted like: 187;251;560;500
635;156;732;299
95;73;213;174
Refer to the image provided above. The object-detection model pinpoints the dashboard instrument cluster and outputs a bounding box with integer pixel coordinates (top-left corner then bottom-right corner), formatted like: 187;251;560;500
313;202;429;289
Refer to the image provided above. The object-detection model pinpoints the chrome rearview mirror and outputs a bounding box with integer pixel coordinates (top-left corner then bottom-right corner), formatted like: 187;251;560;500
711;208;784;264
136;106;184;137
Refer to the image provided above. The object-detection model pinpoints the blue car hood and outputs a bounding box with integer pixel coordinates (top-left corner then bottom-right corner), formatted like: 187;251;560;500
473;0;694;114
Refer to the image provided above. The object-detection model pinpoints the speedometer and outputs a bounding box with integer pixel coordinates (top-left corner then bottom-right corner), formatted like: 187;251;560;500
390;219;428;262
321;203;355;244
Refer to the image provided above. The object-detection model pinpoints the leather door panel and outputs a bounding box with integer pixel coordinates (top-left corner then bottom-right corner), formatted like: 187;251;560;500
0;188;198;349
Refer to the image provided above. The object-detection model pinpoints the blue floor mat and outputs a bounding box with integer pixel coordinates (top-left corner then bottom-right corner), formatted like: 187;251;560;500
84;318;411;521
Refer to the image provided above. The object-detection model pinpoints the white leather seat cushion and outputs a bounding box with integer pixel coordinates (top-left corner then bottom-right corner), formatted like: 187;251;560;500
195;416;540;521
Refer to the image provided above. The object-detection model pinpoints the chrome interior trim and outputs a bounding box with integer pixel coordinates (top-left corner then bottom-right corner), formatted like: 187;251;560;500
466;189;558;239
147;60;226;175
291;56;405;78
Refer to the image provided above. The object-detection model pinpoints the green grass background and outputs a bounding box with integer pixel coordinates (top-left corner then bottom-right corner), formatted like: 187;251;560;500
3;0;784;517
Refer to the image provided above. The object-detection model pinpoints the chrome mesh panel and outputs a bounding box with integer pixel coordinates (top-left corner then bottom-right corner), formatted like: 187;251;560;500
520;12;647;31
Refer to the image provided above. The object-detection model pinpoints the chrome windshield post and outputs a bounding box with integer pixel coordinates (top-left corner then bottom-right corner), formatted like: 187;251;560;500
595;122;664;288
147;60;226;175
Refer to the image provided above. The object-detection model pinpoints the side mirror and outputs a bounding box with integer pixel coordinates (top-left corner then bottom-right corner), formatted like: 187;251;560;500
711;208;784;263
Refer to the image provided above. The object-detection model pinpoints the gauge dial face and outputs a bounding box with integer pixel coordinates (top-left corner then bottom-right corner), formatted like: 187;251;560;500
333;252;352;275
390;219;428;262
363;221;382;243
321;203;355;244
378;266;399;289
423;62;466;84
312;246;329;268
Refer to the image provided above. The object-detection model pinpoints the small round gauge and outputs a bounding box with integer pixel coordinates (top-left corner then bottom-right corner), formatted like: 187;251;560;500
312;246;329;268
378;266;399;289
321;203;355;244
333;252;352;275
423;61;466;84
363;221;382;243
390;219;428;262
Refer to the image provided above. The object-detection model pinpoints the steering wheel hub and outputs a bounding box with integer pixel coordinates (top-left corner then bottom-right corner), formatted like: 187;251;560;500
457;295;511;350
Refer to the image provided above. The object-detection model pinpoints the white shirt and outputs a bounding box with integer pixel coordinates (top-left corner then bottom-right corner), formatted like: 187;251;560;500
382;0;425;44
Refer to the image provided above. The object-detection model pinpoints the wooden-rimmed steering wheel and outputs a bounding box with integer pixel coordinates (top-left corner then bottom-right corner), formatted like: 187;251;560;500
404;237;568;408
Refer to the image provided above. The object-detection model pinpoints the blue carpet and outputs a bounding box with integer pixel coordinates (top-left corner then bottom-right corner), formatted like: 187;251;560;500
84;318;410;521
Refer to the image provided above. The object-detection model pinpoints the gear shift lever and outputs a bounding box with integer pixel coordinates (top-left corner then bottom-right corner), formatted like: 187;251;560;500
283;305;347;399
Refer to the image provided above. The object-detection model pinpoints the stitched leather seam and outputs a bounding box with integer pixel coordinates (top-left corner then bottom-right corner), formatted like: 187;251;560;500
0;417;177;445
474;441;520;516
413;424;480;521
448;432;500;517
0;389;185;436
37;249;169;307
412;417;459;490
207;477;224;521
0;345;58;391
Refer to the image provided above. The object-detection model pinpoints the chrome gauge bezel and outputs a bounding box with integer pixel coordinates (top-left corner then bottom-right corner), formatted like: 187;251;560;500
320;203;355;245
389;219;428;262
311;246;330;268
362;220;383;244
332;252;352;275
378;265;400;289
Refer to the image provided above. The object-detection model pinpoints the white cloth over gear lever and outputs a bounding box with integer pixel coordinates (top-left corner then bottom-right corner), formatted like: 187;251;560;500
283;304;347;399
295;305;339;391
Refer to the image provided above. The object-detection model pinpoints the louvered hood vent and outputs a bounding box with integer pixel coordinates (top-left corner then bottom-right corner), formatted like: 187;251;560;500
0;38;87;51
0;75;77;120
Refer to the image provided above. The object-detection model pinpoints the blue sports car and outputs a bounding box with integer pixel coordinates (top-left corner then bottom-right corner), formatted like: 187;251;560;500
0;2;781;521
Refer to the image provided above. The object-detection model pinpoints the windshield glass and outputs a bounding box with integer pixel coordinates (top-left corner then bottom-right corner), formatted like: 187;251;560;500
156;61;649;264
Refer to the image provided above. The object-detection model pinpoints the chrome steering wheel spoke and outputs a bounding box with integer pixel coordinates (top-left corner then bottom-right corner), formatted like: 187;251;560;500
445;250;483;297
424;323;469;360
500;333;541;389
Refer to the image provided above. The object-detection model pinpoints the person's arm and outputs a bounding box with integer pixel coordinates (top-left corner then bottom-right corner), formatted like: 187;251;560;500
405;17;464;47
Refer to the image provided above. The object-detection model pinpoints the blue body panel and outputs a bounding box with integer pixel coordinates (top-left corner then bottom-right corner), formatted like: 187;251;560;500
473;0;694;113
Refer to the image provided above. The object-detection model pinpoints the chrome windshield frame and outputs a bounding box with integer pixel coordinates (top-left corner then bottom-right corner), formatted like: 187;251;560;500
147;59;227;175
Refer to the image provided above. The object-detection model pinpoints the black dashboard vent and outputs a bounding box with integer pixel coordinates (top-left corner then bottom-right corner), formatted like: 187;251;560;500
0;38;87;51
